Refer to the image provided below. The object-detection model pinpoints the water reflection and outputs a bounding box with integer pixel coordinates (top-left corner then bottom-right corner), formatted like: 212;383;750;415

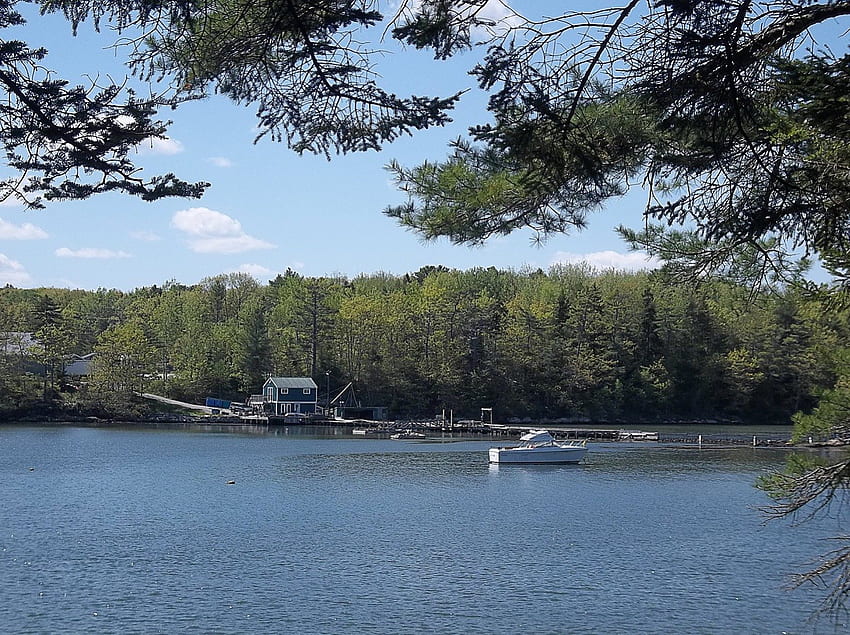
486;462;584;475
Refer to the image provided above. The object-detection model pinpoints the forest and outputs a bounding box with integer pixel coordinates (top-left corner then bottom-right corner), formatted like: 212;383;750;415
0;264;846;427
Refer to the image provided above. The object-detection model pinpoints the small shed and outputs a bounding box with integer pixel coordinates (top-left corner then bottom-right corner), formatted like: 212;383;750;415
336;405;388;421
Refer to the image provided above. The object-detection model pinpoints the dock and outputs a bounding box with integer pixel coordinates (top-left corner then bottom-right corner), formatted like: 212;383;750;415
265;417;661;442
234;414;793;446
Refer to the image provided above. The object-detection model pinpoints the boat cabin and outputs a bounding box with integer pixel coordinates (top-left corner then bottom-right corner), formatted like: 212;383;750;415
518;430;557;447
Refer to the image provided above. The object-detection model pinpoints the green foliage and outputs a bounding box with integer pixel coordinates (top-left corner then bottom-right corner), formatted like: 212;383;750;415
0;0;208;206
90;318;156;396
4;1;846;303
757;453;831;501
791;350;850;443
237;297;271;393
41;0;462;157
385;92;657;244
2;267;849;424
13;1;849;307
382;2;850;298
756;451;850;614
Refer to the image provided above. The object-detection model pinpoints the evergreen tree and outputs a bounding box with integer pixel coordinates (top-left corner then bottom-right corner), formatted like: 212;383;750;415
237;298;271;394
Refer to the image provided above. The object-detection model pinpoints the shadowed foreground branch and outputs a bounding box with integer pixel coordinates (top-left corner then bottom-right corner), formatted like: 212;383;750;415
761;456;850;614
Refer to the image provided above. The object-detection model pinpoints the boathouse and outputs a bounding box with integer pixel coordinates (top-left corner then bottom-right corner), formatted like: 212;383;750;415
262;377;319;416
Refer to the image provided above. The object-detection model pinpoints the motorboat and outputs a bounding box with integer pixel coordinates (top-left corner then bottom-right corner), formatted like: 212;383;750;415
488;430;587;464
390;431;426;440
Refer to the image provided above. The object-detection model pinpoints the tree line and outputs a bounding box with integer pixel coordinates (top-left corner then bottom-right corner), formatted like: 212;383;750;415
1;265;846;426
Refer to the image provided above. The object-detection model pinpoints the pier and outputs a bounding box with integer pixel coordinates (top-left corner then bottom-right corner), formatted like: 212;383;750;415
256;416;661;442
141;393;789;447
305;420;793;446
223;412;794;446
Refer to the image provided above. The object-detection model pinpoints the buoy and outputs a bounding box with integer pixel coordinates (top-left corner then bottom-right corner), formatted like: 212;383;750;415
226;480;236;485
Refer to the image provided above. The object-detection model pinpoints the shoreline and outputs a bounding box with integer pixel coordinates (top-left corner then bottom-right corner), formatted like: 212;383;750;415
0;415;820;448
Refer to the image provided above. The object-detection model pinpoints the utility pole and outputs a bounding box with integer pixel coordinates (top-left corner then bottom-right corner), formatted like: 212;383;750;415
325;370;331;417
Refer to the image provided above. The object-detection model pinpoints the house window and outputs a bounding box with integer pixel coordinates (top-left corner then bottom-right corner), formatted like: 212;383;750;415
280;388;289;396
303;388;311;395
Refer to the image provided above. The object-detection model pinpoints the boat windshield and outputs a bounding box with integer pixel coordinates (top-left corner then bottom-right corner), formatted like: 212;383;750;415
519;431;555;446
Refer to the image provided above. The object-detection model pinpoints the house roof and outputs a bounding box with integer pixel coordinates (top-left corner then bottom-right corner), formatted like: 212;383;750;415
265;377;318;389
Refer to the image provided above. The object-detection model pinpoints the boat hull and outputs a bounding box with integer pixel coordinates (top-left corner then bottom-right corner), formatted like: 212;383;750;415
488;445;587;464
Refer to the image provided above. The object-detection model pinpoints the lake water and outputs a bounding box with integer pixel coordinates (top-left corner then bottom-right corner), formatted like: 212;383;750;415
0;424;847;634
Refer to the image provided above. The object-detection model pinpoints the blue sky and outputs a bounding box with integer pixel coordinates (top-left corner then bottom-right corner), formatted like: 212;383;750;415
0;3;667;290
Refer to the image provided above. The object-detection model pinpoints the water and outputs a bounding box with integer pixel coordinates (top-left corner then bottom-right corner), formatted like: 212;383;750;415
0;424;846;634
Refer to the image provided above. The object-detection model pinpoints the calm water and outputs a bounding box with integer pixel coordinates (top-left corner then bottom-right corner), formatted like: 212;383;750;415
0;424;847;634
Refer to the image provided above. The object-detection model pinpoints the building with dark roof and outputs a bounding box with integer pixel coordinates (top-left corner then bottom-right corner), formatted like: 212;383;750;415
261;376;319;416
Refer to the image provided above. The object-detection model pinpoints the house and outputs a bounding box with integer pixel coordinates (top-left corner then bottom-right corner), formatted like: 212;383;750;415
1;333;94;379
262;377;319;416
1;331;43;375
65;352;95;377
1;331;36;355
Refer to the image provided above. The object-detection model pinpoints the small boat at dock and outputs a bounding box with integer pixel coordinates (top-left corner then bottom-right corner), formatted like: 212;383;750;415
489;430;588;464
390;431;426;440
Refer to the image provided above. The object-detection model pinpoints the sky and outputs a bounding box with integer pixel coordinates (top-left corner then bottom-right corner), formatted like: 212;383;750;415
0;3;669;291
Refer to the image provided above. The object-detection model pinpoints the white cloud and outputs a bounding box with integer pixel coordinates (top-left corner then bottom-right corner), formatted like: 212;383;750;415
392;1;520;42
130;230;162;242
234;263;272;278
207;156;234;168
0;194;24;208
171;207;275;254
0;218;48;240
188;235;275;254
136;136;185;155
55;247;132;259
172;207;242;237
0;253;31;285
471;0;522;40
551;250;662;272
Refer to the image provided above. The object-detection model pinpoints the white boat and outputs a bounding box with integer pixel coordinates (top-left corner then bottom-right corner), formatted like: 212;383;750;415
488;430;588;464
618;430;659;441
390;431;426;439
